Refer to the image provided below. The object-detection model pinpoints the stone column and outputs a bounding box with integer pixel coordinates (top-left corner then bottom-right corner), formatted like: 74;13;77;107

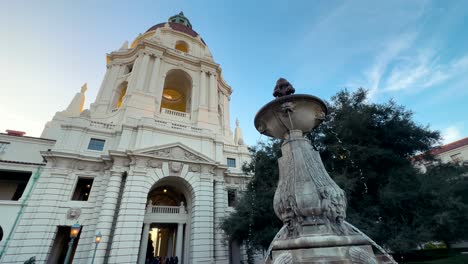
134;53;151;91
199;70;207;106
191;171;214;262
147;56;161;93
223;95;231;136
175;223;184;260
214;179;228;263
167;233;174;257
128;54;143;91
91;170;124;264
109;168;148;263
138;223;151;264
209;72;217;110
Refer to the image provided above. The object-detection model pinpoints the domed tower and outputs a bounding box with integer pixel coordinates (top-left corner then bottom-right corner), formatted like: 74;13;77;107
86;11;233;140
2;13;250;264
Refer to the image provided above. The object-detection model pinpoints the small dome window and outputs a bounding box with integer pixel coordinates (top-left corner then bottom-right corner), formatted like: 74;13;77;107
175;41;189;53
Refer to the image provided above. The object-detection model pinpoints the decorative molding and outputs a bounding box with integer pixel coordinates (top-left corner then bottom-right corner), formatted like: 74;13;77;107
66;207;81;220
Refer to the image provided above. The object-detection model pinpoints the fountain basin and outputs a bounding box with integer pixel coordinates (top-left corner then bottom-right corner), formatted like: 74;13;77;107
254;94;327;139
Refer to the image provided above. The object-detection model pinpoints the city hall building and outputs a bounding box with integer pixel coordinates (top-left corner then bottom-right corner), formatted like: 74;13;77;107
0;13;250;264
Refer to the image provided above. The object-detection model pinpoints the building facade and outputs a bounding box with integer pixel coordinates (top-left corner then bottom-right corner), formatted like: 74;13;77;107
415;137;468;173
0;13;250;264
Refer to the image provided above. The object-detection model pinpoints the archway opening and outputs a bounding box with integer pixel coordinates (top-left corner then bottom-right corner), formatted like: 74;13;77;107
112;81;128;109
141;176;193;264
161;70;192;113
175;41;189;53
147;185;186;207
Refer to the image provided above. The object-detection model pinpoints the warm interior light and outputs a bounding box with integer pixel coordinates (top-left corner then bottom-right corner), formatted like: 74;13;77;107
175;42;188;53
163;189;167;193
86;184;91;188
162;89;182;101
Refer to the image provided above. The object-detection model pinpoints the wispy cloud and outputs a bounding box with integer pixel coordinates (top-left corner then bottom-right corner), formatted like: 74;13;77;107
363;33;417;98
358;33;468;99
384;53;468;92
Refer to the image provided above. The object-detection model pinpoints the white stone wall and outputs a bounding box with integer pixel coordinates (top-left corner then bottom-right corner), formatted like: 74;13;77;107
1;19;250;264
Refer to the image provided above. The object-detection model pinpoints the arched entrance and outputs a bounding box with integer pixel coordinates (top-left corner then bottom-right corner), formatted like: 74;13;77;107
138;177;193;264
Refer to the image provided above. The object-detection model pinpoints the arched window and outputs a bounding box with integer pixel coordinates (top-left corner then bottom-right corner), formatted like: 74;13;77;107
161;70;192;113
114;82;128;109
175;41;188;53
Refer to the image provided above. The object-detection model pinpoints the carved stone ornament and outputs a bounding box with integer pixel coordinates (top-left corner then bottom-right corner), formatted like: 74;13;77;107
171;162;182;173
273;252;293;264
147;159;162;169
76;161;87;170
67;207;81;220
273;78;295;98
189;164;200;172
143;146;206;162
348;247;378;264
255;79;382;264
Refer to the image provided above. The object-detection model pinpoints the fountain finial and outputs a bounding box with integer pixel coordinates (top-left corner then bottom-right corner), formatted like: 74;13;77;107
273;78;295;98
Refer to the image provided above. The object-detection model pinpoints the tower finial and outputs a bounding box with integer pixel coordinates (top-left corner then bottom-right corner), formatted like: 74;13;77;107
234;118;244;145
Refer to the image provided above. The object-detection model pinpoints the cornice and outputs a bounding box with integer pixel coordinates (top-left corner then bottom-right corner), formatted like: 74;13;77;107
41;150;107;171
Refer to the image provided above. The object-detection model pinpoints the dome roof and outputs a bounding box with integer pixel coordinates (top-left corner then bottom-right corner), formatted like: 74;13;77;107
146;12;206;45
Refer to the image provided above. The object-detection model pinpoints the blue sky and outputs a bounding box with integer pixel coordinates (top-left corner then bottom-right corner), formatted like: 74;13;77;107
1;0;467;145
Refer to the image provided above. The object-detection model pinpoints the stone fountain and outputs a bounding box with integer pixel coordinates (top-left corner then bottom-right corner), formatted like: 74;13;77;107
255;78;392;264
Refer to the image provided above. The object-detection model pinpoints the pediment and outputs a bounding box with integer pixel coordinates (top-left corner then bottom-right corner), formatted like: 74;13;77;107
133;143;214;163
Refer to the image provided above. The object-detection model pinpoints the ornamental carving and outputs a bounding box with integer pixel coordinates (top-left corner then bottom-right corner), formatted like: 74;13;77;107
170;162;182;173
142;146;207;162
189;164;200;172
274;136;351;238
67;207;81;220
348;247;378;264
273;78;295;98
147;160;162;169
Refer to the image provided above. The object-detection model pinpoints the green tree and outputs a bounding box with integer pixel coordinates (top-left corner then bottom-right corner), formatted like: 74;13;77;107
220;140;283;251
221;88;468;253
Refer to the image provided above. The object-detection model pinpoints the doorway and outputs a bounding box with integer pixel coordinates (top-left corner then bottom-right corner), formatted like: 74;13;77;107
47;226;82;264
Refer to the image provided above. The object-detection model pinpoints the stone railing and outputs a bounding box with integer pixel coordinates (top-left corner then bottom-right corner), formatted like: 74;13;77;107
224;144;239;152
161;108;190;119
146;205;186;215
89;120;115;130
154;119;207;134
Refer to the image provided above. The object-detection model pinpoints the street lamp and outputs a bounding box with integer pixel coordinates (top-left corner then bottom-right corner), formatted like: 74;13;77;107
63;222;81;264
91;232;102;264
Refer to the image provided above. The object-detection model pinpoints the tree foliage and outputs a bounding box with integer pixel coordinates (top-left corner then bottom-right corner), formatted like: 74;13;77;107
220;140;283;250
221;88;468;253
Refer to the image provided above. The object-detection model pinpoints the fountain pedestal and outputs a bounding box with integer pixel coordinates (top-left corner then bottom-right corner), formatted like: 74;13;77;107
255;79;386;264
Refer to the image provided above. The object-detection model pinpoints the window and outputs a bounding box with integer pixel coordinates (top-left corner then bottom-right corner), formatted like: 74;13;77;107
0;142;9;152
0;170;31;200
88;138;105;151
227;158;236;168
175;41;188;53
72;178;94;201
450;153;462;162
227;189;237;207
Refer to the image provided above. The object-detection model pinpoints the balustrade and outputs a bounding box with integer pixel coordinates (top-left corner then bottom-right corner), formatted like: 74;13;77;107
146;205;186;215
161;108;190;119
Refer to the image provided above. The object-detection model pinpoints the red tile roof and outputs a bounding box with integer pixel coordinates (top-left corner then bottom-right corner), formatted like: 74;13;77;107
431;137;468;156
146;22;206;45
